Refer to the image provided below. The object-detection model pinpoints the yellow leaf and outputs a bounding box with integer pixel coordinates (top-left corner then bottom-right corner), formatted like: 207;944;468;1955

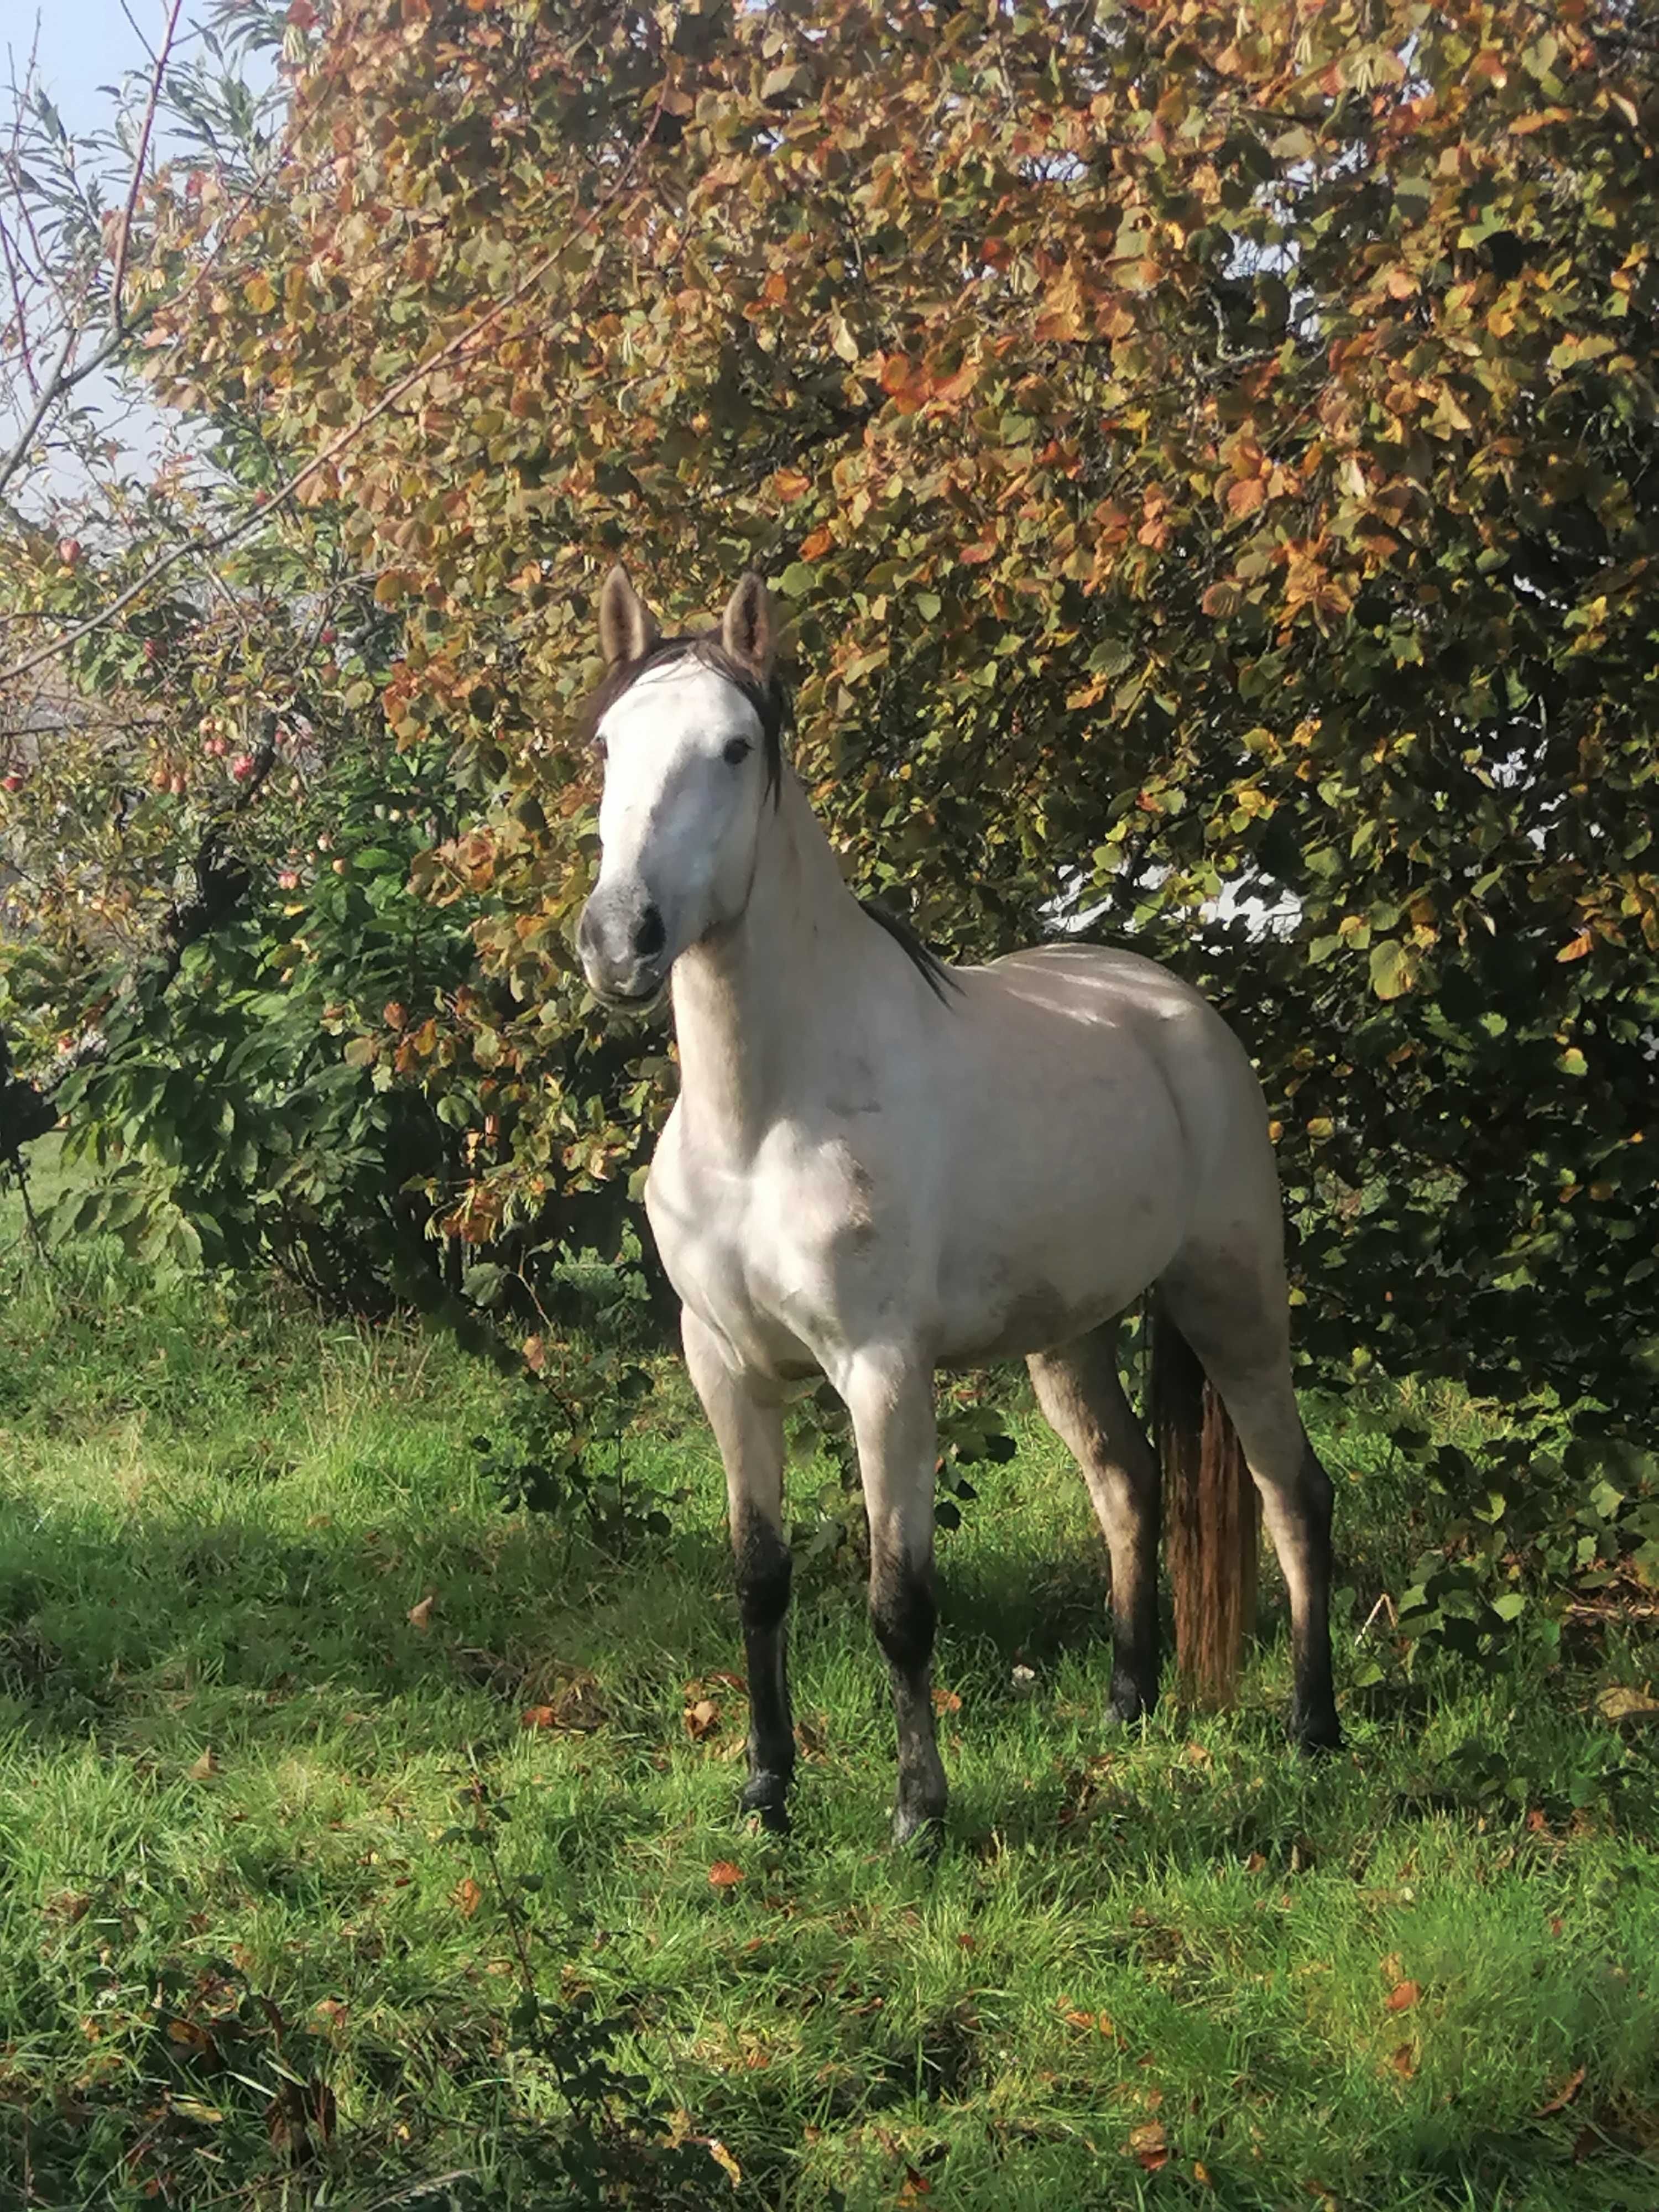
1597;1685;1659;1723
188;1749;216;1781
243;271;276;312
1557;931;1593;962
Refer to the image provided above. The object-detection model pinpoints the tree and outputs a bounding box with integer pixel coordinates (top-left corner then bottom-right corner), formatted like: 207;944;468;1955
5;1;1657;1491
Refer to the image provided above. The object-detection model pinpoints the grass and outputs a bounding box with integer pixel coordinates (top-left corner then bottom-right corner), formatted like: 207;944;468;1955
2;1150;1658;2209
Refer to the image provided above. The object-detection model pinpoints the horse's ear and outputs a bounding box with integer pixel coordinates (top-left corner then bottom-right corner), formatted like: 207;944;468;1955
598;564;659;670
719;571;776;680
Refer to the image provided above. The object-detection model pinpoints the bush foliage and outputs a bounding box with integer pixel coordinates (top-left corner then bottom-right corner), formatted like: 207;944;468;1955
2;3;1656;1483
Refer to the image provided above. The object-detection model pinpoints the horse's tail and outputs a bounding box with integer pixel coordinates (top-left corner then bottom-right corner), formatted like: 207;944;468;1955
1151;1303;1259;1709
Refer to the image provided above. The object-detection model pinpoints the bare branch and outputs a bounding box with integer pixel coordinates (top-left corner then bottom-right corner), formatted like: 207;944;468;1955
108;0;187;335
0;82;672;691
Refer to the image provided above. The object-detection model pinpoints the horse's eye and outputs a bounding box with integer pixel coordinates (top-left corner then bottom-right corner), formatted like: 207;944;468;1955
723;735;752;765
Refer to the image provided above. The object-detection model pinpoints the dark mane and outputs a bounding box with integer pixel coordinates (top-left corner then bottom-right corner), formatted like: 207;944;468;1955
577;630;792;802
859;899;961;1004
579;632;957;1006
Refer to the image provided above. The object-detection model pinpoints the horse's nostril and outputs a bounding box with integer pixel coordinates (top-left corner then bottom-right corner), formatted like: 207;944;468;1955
633;905;666;959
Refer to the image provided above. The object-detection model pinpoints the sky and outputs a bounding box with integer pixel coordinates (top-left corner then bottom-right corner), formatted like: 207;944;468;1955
3;1;278;500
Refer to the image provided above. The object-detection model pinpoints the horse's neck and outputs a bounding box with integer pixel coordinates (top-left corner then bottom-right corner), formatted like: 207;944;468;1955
670;770;862;1149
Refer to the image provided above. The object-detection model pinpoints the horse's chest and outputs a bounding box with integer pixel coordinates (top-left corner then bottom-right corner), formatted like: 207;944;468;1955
645;1119;880;1378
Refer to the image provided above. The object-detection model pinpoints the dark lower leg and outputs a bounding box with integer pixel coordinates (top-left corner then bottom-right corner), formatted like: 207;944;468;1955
1028;1338;1162;1726
1106;1540;1160;1724
1286;1442;1340;1750
869;1546;946;1846
734;1511;795;1829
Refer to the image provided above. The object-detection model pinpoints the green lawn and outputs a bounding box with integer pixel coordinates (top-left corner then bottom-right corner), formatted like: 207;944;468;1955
2;1156;1657;2210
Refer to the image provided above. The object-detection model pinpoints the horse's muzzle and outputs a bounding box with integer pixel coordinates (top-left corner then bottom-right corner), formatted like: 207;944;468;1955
577;885;669;1008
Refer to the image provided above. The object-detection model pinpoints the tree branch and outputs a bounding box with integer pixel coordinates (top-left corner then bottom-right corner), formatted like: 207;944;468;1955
107;0;187;336
0;80;672;690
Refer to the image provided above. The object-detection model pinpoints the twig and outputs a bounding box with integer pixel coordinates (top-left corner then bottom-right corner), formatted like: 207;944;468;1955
12;1151;57;1274
1354;1590;1397;1645
107;0;188;335
0;78;672;688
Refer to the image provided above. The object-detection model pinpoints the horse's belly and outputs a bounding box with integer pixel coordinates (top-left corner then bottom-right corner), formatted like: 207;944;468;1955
928;1083;1189;1361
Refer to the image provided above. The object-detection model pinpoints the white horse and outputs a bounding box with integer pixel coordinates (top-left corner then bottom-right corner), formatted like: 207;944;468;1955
577;566;1339;1844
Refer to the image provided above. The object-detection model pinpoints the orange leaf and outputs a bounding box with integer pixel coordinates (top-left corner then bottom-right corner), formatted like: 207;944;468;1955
898;2167;932;2203
879;353;917;396
708;1860;745;1890
408;1593;436;1631
1227;476;1266;518
1558;931;1593;962
452;1876;483;1919
773;469;812;502
521;1704;559;1730
1385;1980;1421;2013
798;527;833;561
1536;2064;1587;2117
1127;2120;1170;2171
931;1686;962;1714
1390;2042;1416;2080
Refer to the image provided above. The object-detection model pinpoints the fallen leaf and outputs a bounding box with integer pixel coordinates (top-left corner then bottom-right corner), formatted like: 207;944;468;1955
1595;1684;1659;1723
1390;2042;1416;2080
1193;2162;1213;2187
1571;2122;1599;2163
898;2167;932;2203
521;1704;559;1731
1126;2120;1169;2171
708;1860;744;1891
1385;1980;1421;2013
408;1593;436;1631
314;1998;348;2028
187;1749;216;1781
1063;2007;1095;2030
956;1932;976;1950
45;1891;92;1923
1245;1850;1268;1873
1380;1952;1404;1983
452;1876;483;1919
1536;2064;1587;2117
707;2137;742;2186
931;1686;962;1714
685;1697;722;1741
167;2018;215;2053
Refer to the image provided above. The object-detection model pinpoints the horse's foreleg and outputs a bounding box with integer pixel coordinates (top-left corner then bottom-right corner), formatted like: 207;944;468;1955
843;1348;948;1848
682;1311;795;1832
1029;1327;1161;1724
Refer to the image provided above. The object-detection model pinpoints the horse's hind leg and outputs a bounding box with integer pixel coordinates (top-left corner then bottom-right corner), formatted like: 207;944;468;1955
1159;1261;1341;1750
1029;1323;1161;1724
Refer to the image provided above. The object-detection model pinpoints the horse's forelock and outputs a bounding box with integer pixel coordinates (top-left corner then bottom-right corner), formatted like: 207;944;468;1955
578;632;790;802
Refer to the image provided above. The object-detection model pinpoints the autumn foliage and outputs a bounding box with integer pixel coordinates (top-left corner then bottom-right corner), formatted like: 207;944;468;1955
5;3;1658;1466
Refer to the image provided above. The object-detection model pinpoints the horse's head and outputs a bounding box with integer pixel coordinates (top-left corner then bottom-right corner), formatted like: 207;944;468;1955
576;566;785;1008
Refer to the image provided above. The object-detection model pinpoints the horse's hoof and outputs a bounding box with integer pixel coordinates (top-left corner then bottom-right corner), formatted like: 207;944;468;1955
1294;1708;1343;1755
1107;1674;1157;1728
891;1801;945;1858
740;1771;792;1834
